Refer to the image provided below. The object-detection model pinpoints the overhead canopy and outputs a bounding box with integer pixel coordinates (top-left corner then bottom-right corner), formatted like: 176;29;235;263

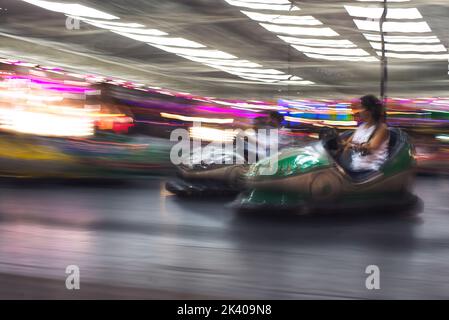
1;0;448;99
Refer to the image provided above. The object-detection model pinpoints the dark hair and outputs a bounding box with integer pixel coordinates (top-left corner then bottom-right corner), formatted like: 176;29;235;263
268;111;284;124
253;116;266;127
360;94;385;123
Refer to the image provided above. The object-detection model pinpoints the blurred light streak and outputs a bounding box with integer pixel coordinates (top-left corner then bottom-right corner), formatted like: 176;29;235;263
112;32;205;48
345;6;422;19
223;0;300;11
353;20;431;33
436;135;449;142
357;0;409;2
284;115;357;127
189;126;236;142
160;112;234;124
68;16;144;28
22;0;119;19
303;52;378;62
0;108;95;137
292;45;370;56
20;2;313;85
363;34;440;43
375;52;449;60
370;42;446;53
81;21;168;36
278;36;356;48
241;11;322;25
259;23;339;37
225;1;377;62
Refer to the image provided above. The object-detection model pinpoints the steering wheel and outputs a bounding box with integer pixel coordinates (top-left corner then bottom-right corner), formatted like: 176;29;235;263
319;127;343;155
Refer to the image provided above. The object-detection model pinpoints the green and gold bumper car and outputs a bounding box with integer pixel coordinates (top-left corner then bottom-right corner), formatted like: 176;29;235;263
233;128;419;213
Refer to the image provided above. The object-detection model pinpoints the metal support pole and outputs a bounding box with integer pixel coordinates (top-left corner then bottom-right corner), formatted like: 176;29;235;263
380;0;388;106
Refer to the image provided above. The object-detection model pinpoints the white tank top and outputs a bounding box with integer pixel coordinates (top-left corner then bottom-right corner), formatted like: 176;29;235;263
351;123;389;171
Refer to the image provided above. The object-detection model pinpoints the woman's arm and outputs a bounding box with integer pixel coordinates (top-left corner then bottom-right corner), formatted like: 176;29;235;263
360;123;389;153
342;133;354;151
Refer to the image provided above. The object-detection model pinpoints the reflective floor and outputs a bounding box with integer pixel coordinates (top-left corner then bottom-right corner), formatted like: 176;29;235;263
0;176;448;299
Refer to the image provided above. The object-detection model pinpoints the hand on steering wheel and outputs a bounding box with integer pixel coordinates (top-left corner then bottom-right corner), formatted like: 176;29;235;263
351;142;369;155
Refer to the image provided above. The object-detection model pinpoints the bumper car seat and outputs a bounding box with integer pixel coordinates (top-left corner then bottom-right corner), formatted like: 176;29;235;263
338;128;400;183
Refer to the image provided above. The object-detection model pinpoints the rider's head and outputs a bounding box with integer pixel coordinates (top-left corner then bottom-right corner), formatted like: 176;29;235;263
359;94;385;124
253;116;266;128
267;111;284;128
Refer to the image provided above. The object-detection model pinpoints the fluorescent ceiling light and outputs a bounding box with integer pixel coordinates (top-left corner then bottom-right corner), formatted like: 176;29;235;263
292;45;370;56
279;80;314;85
238;76;280;83
220;71;297;80
304;52;378;62
236;6;375;62
283;76;302;81
67;16;144;28
179;56;262;68
356;0;410;2
239;76;314;85
278;36;356;47
22;0;119;19
209;66;285;75
151;45;237;59
370;42;446;53
345;6;422;19
83;21;167;35
223;0;300;11
376;51;448;60
22;0;312;85
179;56;313;85
260;23;339;36
113;32;205;48
233;0;292;4
363;33;440;43
353;19;431;33
241;11;322;25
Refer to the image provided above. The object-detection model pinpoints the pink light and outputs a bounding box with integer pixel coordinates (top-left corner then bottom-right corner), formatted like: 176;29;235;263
196;105;261;118
2;75;95;93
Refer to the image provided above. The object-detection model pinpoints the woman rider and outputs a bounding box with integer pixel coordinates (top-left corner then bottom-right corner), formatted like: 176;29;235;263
343;94;389;171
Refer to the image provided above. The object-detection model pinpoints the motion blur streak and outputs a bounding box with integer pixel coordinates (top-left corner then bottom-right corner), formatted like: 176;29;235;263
0;177;448;299
0;108;94;137
160;112;234;124
1;0;449;300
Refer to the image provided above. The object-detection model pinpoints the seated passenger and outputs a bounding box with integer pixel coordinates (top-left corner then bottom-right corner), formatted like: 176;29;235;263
265;111;293;150
239;111;292;161
343;95;389;172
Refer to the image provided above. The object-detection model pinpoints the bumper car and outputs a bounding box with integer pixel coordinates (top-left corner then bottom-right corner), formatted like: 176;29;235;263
165;146;249;196
232;127;418;213
414;144;449;175
0;131;173;179
166;125;299;196
56;132;174;178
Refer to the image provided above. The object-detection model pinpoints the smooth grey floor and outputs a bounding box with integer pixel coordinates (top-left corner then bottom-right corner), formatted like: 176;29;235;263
0;176;448;299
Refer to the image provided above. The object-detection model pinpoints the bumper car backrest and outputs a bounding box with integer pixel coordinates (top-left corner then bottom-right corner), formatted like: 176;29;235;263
339;130;353;141
338;127;404;182
385;127;402;161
